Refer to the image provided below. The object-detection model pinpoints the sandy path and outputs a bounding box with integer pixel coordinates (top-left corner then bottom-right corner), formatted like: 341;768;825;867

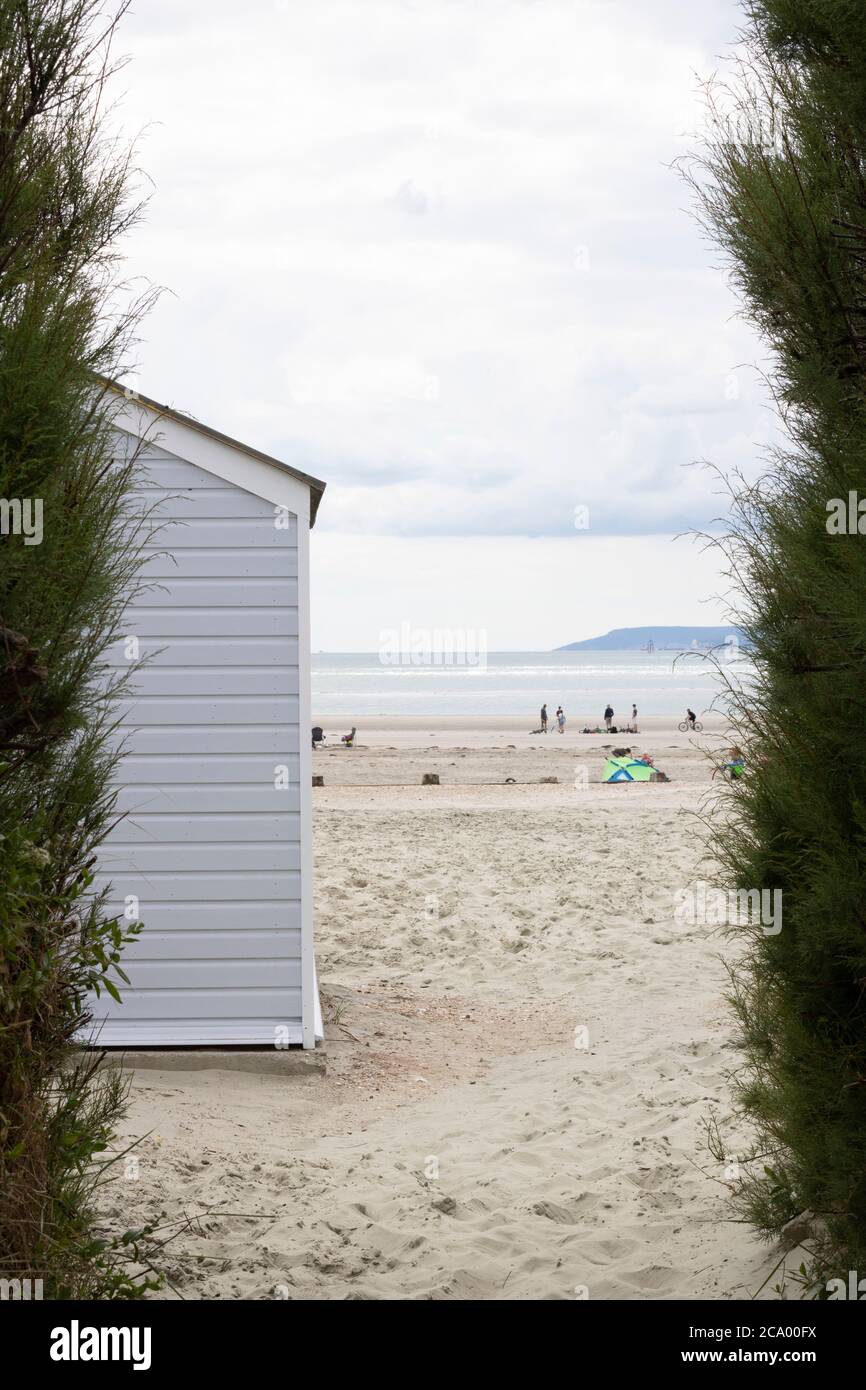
100;720;784;1300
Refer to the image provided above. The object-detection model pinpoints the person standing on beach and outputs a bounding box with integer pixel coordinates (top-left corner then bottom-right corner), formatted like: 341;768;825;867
556;705;566;734
540;703;548;732
632;703;638;726
604;703;614;731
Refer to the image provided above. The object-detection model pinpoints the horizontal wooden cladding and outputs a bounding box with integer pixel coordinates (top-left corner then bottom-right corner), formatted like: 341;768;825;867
97;430;310;1044
112;959;303;990
105;637;299;667
128;454;259;489
130;462;234;488
124;607;299;637
113;784;300;814
117;695;300;726
107;812;300;843
116;753;300;785
99;843;301;873
123;929;301;961
138;548;298;579
88;1019;304;1045
138;518;296;548
99;901;302;931
125;488;279;520
93;987;303;1021
118;727;300;756
122;666;299;698
111;437;180;468
133;577;298;608
91;870;301;901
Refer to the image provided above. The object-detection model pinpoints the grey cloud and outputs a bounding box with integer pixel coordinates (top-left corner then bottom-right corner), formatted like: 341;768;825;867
118;0;765;546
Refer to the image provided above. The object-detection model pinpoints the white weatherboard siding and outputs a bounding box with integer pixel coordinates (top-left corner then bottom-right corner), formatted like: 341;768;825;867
89;426;315;1046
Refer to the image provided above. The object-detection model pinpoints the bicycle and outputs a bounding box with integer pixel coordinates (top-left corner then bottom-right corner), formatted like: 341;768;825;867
678;718;703;733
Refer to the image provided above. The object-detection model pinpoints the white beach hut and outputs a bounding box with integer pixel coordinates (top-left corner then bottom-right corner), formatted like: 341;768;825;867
89;386;325;1049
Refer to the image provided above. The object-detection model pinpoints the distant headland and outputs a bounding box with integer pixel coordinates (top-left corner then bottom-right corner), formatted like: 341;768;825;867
556;625;747;652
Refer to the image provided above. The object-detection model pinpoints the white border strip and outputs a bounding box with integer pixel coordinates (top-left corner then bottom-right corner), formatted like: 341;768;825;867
296;504;317;1048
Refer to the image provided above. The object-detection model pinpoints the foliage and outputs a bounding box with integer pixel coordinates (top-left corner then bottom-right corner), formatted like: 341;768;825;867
0;0;160;1297
687;0;866;1287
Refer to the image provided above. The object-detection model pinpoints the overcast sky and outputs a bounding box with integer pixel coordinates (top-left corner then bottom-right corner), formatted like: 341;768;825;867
114;0;774;650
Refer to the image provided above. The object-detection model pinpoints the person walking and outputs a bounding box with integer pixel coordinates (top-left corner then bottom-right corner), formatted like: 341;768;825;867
540;702;548;733
604;703;614;731
556;705;566;734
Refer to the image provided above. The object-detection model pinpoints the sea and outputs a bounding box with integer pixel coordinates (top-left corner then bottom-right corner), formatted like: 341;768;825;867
311;650;754;720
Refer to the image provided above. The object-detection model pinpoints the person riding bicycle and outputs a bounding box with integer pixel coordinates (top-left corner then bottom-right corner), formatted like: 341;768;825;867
686;708;697;729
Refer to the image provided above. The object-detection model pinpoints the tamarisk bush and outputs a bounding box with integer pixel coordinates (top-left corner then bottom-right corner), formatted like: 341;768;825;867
689;0;866;1285
0;0;159;1297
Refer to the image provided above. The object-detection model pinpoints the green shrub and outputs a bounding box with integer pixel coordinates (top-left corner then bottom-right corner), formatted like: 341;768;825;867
0;0;159;1297
689;0;866;1287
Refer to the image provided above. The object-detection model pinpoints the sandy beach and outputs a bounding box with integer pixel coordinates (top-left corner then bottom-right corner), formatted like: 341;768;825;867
101;715;791;1300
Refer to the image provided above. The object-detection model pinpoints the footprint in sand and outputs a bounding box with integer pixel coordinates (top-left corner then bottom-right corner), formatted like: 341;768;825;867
531;1198;598;1224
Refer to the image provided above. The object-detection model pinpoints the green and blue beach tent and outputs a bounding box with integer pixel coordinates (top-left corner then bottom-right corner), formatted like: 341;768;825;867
602;756;654;783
